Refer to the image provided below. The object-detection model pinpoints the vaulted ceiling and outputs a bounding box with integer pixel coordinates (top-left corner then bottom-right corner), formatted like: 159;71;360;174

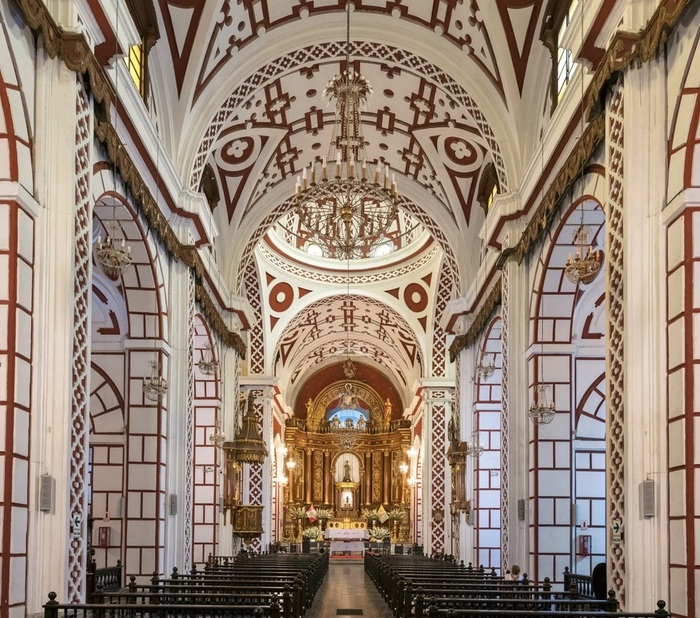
141;0;557;410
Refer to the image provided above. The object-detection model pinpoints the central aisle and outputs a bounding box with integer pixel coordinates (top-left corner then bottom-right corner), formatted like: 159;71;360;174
306;560;393;617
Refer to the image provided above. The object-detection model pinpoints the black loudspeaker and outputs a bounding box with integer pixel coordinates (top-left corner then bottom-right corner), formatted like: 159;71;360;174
517;499;526;521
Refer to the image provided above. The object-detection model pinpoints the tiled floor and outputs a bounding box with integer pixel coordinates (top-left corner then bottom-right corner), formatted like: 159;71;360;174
307;560;393;617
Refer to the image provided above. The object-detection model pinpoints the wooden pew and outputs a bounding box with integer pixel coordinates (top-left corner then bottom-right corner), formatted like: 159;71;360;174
420;598;669;618
86;559;122;603
366;554;668;618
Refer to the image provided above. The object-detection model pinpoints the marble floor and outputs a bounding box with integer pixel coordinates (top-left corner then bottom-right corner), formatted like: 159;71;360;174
306;560;393;617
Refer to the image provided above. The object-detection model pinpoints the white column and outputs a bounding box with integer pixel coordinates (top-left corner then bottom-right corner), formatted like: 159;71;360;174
164;260;190;571
28;52;80;608
622;58;668;609
459;344;478;565
503;255;530;573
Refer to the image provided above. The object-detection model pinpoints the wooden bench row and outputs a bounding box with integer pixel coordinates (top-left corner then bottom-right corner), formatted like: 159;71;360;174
46;553;329;618
364;555;669;618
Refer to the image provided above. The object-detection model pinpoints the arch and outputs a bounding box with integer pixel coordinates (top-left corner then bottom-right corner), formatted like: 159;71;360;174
92;166;168;338
667;22;700;196
530;168;606;343
307;380;385;431
0;14;33;189
526;166;608;584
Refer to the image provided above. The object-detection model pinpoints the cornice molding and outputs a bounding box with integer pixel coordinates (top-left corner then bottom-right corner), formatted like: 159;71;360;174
448;282;502;362
18;0;246;358
586;0;694;121
515;114;605;263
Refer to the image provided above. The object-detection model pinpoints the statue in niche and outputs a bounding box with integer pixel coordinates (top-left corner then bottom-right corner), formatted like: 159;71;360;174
343;459;352;482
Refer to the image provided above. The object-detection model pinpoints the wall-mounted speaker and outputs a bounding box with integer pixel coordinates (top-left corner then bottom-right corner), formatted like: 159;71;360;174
39;474;55;513
169;493;177;516
517;498;526;521
640;479;655;518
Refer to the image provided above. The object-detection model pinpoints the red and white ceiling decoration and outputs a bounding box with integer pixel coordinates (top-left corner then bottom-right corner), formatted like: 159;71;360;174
150;0;555;401
275;293;423;393
256;233;440;393
205;45;494;233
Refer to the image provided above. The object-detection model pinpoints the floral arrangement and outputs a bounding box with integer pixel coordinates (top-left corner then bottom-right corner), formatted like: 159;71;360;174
315;508;332;520
287;506;306;521
302;526;321;539
387;508;406;521
362;508;379;524
368;526;390;541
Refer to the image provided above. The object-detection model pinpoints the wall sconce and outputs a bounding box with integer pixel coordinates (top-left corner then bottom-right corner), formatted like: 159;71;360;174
399;462;409;475
407;477;417;487
407;448;418;460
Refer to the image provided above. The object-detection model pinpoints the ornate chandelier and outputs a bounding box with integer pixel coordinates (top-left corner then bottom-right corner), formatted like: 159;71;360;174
96;214;133;279
564;224;601;285
291;3;398;260
209;418;226;448
197;343;219;375
143;358;168;402
476;352;496;381
466;432;485;458
529;384;555;425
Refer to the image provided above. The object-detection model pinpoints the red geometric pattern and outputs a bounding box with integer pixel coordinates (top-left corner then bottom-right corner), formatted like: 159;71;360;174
431;266;452;377
605;81;626;606
260;243;440;285
429;390;448;553
184;272;195;569
500;269;510;573
68;81;92;602
248;390;265;552
190;40;507;195
275;294;422;386
244;260;265;374
193;3;503;105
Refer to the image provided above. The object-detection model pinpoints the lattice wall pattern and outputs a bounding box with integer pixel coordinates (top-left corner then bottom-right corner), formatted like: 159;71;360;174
605;81;626;606
249;390;265;552
244;260;265;374
68;81;92;602
184;272;195;568
429;391;448;553
500;269;510;573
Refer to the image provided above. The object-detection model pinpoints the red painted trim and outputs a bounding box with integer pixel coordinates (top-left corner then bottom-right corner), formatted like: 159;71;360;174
1;201;19;616
683;96;700;189
0;78;19;181
683;212;696;610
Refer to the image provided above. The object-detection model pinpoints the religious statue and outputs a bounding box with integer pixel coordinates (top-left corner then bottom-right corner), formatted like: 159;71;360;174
343;459;352;482
306;398;314;417
384;398;392;429
331;415;340;430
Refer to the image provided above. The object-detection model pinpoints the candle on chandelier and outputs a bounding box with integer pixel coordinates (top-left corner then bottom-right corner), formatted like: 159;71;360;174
322;157;328;181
